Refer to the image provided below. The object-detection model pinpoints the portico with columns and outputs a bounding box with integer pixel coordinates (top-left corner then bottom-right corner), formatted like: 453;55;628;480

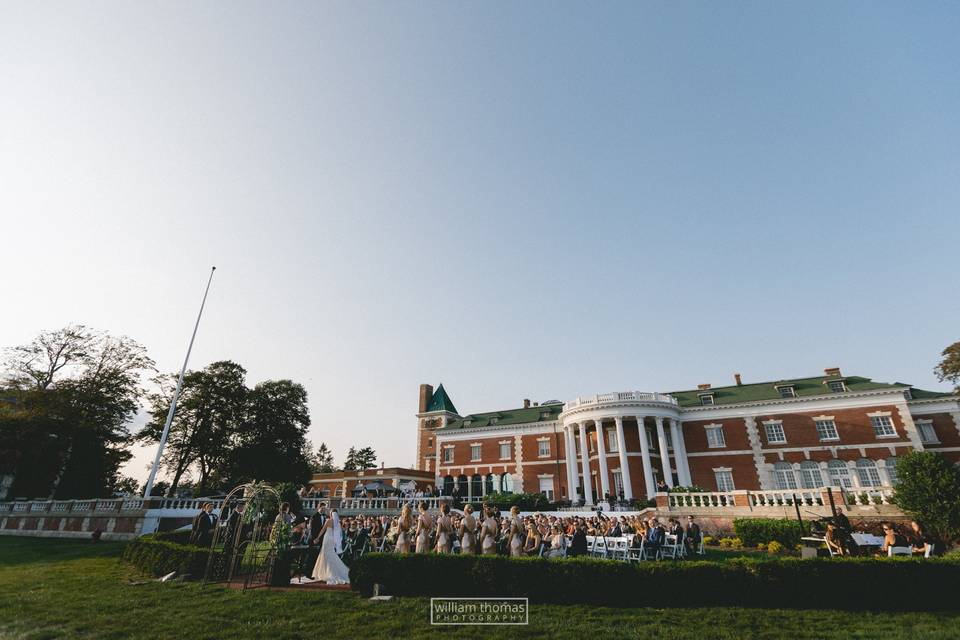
559;391;692;505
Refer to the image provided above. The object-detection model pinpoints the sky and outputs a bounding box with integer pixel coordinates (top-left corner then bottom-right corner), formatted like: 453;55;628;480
1;2;958;484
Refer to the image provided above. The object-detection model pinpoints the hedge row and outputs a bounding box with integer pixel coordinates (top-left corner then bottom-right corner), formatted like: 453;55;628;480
122;535;216;579
349;553;960;611
733;518;809;548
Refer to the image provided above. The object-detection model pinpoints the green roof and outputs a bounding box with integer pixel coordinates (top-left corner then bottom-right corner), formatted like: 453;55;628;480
905;386;955;400
425;384;458;414
439;402;563;431
670;375;911;408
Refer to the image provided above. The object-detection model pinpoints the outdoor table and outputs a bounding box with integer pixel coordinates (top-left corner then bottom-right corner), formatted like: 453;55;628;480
800;536;826;559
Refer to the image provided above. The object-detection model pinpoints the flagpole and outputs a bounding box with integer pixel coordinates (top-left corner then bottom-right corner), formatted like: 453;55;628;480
143;266;216;498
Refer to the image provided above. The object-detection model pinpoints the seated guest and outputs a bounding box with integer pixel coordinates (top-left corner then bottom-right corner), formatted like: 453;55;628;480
548;524;566;558
608;517;623;537
646;519;664;558
569;525;588;557
880;522;908;554
910;520;937;556
825;522;845;556
668;518;685;547
523;523;541;556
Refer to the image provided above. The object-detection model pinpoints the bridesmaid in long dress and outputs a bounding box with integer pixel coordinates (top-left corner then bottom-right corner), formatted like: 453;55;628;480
459;504;477;555
435;503;453;554
480;505;498;555
415;502;433;553
509;506;524;557
395;503;413;553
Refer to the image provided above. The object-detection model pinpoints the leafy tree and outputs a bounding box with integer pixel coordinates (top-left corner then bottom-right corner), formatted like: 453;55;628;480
116;477;140;495
343;446;377;470
309;442;338;473
934;341;960;391
892;451;960;543
138;361;248;495
1;326;155;498
224;380;313;487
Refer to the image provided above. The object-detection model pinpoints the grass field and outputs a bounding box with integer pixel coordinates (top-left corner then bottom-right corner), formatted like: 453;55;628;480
1;537;958;639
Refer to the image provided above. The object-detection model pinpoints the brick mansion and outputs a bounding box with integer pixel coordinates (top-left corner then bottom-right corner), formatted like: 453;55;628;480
415;368;960;505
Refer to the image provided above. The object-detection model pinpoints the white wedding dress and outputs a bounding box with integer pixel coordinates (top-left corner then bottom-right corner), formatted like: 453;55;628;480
311;512;350;585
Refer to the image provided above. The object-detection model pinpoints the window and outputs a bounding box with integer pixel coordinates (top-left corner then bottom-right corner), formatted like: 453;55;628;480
470;444;481;461
537;439;550;457
471;474;483;496
427;437;433;447
827;380;846;393
917;421;938;444
764;421;787;444
885;458;899;485
666;429;673;451
827;459;853;488
442;447;454;463
815;419;839;442
856;459;882;487
705;424;726;448
612;470;623;497
646;427;656;450
538;476;554;500
870;415;896;438
776;385;796;398
500;473;514;494
714;469;735;492
489;417;498;426
608;429;618;453
800;461;824;488
774;462;798;490
699;394;715;406
499;442;511;460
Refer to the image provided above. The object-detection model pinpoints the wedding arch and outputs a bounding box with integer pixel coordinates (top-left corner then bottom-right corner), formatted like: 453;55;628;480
202;481;283;590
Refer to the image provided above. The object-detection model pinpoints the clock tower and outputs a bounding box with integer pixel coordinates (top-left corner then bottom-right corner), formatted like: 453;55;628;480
415;383;459;473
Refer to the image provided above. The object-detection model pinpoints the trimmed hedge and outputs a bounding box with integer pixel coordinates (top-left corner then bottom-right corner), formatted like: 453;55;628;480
122;535;216;579
733;518;809;548
349;553;960;611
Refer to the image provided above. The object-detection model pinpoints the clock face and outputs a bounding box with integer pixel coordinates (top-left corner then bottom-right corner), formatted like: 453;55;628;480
425;418;442;429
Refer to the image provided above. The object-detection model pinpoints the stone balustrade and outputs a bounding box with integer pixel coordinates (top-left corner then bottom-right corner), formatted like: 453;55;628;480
660;486;900;514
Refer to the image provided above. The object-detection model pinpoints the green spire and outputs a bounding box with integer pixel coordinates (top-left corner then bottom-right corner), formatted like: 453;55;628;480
426;384;458;414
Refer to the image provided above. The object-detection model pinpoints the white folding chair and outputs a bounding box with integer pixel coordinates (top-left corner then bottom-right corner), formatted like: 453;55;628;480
627;536;646;563
661;534;679;560
888;546;912;557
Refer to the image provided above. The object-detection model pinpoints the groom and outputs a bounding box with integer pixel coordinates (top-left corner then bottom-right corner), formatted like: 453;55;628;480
303;503;327;578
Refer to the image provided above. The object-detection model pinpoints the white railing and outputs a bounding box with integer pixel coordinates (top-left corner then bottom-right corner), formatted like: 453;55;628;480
565;391;678;411
30;501;50;513
749;490;823;508
668;491;740;508
841;487;897;506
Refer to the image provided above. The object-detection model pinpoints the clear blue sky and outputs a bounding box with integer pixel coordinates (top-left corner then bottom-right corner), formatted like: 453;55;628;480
1;2;958;482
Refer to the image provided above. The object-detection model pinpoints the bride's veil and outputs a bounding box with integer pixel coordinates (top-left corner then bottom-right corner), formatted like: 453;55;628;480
331;511;343;554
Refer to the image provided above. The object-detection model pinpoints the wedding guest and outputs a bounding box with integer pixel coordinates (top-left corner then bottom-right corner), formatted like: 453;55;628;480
189;502;216;547
910;521;937;556
523;522;541;556
646;519;664;558
880;522;908;554
224;502;246;552
395;504;413;553
415;502;433;553
459;504;477;555
508;506;525;557
435;503;454;554
568;525;588;557
825;522;844;556
608;517;623;538
275;502;294;527
685;516;701;555
548;524;567;558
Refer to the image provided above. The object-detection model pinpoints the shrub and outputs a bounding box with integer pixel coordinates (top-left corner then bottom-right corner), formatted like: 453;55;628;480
465;492;555;512
893;451;960;543
703;535;717;546
718;537;734;547
122;535;219;579
349;553;960;610
766;541;784;555
153;529;193;546
733;518;808;548
730;538;742;548
756;543;767;551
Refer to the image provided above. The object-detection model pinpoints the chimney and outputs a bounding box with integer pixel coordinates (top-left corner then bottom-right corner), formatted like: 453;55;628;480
734;373;742;386
533;402;539;407
419;384;434;413
824;367;842;377
523;399;531;408
697;383;711;390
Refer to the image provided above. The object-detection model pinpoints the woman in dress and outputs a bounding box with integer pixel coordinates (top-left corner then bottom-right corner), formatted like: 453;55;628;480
395;504;413;553
435;503;453;554
548;524;567;558
509;506;524;557
311;508;350;585
415;501;433;554
459;504;477;555
480;505;499;555
523;522;541;556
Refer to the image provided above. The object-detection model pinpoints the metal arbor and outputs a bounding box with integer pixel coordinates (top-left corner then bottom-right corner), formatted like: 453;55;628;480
202;482;282;590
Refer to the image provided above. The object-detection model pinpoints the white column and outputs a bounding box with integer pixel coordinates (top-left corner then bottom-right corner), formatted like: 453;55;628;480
670;419;691;486
595;419;611;500
656;416;674;488
637;416;655;499
578;423;594;505
564;425;578;500
615;417;633;500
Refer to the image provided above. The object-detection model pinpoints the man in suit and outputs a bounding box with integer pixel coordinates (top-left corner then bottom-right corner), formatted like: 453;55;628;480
189;502;216;547
685;515;701;555
646;518;664;557
608;517;623;538
303;503;327;578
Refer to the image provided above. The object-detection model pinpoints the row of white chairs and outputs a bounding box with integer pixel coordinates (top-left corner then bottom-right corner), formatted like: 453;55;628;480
581;534;706;561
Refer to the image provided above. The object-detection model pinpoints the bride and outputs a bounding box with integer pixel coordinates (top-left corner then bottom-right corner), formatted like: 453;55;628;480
311;508;350;585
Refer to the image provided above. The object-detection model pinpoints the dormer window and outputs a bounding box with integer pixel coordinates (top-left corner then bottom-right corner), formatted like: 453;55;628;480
776;385;796;399
827;380;846;393
488;417;498;426
463;419;473;427
904;389;913;401
699;393;715;406
540;411;551;420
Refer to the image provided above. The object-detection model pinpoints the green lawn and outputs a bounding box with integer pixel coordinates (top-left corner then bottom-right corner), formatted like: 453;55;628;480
0;537;957;639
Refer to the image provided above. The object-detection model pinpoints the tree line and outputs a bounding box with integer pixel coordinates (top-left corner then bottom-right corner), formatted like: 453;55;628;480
0;325;380;499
